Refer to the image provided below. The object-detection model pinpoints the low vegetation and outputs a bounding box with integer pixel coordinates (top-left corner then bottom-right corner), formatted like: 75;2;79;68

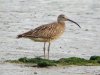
7;56;100;67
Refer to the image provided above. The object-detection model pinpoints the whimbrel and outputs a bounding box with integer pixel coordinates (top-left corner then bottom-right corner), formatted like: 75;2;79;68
17;14;81;59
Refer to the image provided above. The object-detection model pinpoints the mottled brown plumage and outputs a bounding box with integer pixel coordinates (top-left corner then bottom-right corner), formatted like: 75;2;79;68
18;22;65;41
17;14;81;59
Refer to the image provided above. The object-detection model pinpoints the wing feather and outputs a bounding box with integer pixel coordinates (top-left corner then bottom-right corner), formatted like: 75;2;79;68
17;22;64;39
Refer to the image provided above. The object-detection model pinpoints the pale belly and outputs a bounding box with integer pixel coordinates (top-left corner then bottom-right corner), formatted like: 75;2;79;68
30;38;49;42
29;34;63;42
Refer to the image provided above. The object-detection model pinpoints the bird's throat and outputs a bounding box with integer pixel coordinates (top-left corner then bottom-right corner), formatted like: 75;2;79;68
58;21;65;25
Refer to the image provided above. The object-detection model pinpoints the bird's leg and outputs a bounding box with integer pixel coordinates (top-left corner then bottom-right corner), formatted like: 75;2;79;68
43;42;46;59
48;41;51;59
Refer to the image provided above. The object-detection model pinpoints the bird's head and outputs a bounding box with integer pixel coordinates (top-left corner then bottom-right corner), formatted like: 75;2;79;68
57;14;81;28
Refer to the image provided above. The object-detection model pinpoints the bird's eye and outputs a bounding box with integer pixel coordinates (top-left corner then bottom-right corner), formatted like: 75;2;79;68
62;16;65;18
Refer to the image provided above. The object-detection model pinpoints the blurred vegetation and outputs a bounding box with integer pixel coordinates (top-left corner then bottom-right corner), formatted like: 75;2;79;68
7;56;100;67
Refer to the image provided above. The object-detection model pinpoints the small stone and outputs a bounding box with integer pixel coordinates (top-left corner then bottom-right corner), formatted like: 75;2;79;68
85;29;89;31
60;46;62;49
34;72;37;74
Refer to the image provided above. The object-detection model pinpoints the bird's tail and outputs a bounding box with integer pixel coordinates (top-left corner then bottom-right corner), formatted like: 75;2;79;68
17;34;23;38
17;30;33;38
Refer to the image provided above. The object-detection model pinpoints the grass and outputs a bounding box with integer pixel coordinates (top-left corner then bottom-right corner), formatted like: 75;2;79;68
6;56;100;67
58;57;89;65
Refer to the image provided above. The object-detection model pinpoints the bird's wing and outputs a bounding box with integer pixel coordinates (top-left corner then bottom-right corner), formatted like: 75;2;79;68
18;22;62;38
31;22;59;38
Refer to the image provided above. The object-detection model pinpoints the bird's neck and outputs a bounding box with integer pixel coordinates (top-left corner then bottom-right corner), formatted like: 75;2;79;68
58;21;65;25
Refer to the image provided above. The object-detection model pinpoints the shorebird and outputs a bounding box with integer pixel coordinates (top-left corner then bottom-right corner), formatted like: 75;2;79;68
17;14;81;59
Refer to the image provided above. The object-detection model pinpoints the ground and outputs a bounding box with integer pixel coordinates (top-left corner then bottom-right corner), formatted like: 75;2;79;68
0;0;100;75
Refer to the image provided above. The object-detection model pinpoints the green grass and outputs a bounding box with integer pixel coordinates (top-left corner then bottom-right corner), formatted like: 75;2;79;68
58;57;88;65
6;56;100;67
90;56;100;64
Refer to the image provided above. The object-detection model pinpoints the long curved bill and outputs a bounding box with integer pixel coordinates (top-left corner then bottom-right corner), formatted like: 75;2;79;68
67;19;81;28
